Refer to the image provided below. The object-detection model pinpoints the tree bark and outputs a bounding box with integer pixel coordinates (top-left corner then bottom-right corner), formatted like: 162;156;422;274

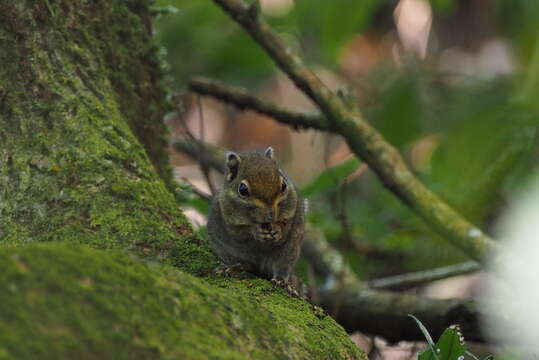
0;1;364;359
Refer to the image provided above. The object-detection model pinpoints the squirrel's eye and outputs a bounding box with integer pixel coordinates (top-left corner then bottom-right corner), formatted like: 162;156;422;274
238;182;250;197
281;179;287;193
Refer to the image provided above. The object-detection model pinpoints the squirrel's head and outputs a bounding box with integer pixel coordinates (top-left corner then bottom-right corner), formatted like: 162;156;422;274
219;147;297;227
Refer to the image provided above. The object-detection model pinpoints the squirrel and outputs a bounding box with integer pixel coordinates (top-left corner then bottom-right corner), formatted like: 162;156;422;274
207;147;305;294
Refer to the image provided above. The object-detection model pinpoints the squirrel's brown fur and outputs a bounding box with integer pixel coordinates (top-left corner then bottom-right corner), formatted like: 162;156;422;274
207;147;305;281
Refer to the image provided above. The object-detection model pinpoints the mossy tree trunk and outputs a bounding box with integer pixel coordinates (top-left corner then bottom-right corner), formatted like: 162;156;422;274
0;1;364;359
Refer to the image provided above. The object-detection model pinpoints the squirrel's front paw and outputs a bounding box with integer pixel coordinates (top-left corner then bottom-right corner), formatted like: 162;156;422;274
213;263;252;278
270;278;301;298
253;223;283;245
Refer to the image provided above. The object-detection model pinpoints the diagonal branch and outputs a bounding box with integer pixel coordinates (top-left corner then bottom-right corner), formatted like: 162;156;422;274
202;0;501;263
210;0;338;117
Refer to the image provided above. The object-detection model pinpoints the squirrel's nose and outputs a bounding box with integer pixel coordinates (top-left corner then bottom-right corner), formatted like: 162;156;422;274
264;210;275;222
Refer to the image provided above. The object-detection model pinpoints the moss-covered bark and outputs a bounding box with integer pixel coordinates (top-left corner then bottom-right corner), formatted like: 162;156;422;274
0;1;364;358
0;0;211;273
0;243;361;359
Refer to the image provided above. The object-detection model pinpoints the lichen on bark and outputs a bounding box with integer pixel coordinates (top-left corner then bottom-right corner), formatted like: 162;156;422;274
0;1;364;358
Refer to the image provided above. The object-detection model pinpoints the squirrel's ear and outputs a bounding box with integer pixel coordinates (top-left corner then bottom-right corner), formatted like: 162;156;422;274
225;151;241;181
264;146;274;159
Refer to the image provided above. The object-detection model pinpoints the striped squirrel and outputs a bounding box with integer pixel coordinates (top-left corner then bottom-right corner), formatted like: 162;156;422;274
207;147;305;294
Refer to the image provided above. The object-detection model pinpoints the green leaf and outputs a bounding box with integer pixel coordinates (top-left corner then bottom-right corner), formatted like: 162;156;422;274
300;157;362;198
418;325;466;360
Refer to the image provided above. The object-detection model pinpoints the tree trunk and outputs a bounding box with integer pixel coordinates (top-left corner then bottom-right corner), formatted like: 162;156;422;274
0;1;364;359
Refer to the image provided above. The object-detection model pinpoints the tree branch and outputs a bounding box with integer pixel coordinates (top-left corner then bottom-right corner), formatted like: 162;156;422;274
190;77;330;131
208;0;500;262
174;136;226;174
319;285;486;343
369;261;481;290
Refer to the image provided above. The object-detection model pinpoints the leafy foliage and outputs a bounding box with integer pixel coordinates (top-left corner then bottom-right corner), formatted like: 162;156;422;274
154;0;390;85
418;327;465;360
157;0;539;278
410;315;489;360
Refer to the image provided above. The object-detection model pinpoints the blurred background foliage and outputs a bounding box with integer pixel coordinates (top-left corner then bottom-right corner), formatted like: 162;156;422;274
154;0;539;280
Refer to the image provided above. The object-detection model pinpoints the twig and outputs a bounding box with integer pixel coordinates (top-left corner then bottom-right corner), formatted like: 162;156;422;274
171;94;218;195
204;0;501;262
189;77;329;130
369;261;481;290
179;177;213;203
195;96;216;196
173;138;226;173
336;182;352;247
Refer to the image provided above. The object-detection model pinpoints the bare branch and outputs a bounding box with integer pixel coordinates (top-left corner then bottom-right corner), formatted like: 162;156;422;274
178;177;213;203
173;138;226;174
369;261;481;290
206;0;501;262
189;77;330;130
195;96;217;196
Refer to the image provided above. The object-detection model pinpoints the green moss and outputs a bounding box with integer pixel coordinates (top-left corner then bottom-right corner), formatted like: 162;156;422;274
0;0;171;179
0;243;364;360
0;0;213;272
